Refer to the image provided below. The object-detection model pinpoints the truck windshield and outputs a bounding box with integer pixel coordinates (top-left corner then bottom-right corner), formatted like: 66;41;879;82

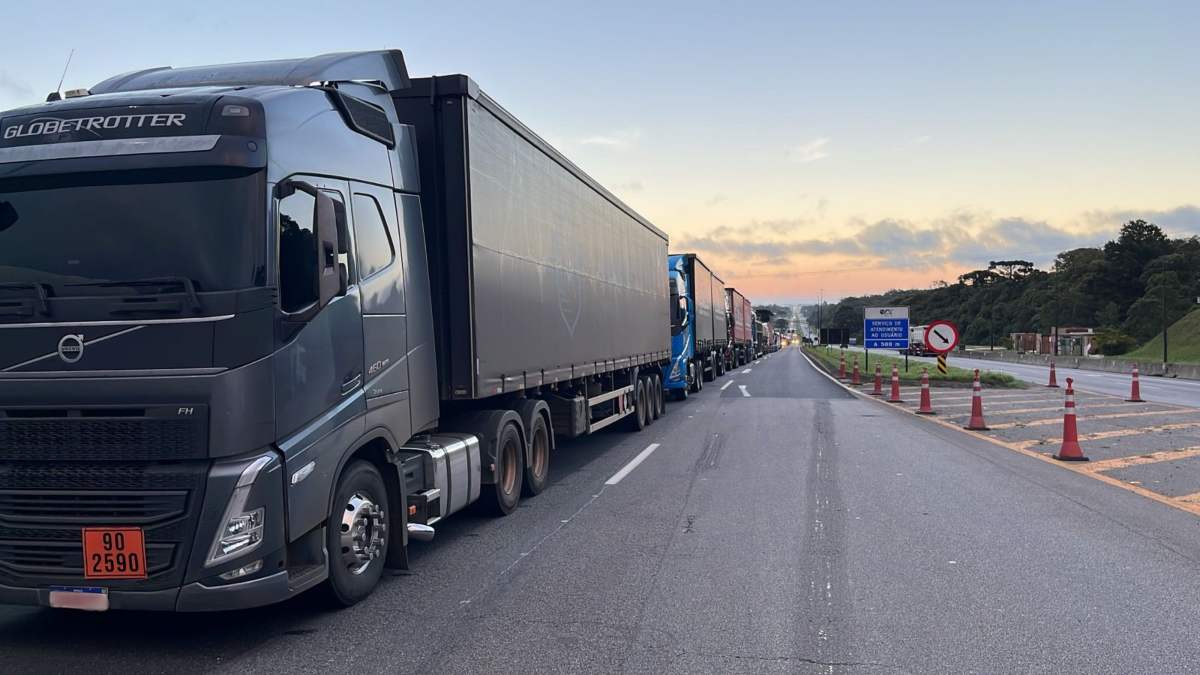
0;168;266;294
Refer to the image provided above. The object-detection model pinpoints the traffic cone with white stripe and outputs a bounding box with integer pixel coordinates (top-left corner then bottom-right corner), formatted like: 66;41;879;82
870;364;883;396
1126;366;1144;403
838;352;846;380
964;370;989;430
851;356;862;386
916;368;936;415
1046;361;1059;388
1053;378;1088;461
887;365;904;403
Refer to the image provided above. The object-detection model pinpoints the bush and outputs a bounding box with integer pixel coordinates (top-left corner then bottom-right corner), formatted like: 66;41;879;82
1094;329;1136;355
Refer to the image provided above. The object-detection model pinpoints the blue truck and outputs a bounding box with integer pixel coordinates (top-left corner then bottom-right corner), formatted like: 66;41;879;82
665;254;729;399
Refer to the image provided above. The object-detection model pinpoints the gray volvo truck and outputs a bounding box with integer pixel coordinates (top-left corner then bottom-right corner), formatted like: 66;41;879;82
0;50;670;611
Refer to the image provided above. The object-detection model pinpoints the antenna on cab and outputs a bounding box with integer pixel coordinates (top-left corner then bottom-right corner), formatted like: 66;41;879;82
45;49;75;102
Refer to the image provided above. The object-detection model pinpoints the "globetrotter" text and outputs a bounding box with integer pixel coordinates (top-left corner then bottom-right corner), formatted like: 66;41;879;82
3;113;188;140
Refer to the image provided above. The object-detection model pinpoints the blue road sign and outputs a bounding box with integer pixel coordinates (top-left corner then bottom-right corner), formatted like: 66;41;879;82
864;306;910;349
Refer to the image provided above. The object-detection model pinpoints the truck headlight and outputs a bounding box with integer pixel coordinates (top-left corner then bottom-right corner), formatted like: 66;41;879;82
206;456;272;568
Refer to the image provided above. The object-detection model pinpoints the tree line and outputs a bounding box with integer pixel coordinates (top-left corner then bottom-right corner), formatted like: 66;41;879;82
802;220;1200;354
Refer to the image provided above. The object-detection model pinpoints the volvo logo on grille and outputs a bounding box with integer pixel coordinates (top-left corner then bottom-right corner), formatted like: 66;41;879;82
57;334;84;364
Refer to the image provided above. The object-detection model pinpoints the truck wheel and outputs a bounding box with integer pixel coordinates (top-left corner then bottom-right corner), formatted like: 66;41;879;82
702;360;715;382
484;422;525;515
323;461;389;607
716;357;725;377
652;374;664;419
688;361;701;394
627;380;647;431
522;414;551;497
674;384;689;401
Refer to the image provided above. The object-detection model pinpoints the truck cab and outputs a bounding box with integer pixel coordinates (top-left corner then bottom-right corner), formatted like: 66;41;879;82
0;51;438;611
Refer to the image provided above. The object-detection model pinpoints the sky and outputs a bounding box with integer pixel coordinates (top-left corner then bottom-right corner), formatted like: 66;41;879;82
1;1;1197;302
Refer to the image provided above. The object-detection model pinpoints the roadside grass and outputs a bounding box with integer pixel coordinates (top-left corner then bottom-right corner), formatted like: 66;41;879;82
803;346;1025;388
1121;309;1200;364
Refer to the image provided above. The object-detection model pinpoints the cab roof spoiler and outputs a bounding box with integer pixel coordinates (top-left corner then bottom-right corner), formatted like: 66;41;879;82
91;50;411;95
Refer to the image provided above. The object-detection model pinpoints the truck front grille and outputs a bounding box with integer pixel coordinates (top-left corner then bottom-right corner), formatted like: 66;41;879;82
0;462;207;588
0;406;207;462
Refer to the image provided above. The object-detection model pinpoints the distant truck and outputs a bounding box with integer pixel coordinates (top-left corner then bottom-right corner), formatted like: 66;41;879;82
0;51;674;611
904;324;930;355
666;254;728;398
725;288;753;367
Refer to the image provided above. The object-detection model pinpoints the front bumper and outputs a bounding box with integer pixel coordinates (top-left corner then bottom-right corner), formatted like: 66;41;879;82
0;567;293;612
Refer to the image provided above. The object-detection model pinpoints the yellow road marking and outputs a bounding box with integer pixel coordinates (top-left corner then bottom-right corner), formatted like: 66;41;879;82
937;401;1143;414
1012;421;1200;450
988;408;1196;430
797;351;1200;519
1081;447;1200;472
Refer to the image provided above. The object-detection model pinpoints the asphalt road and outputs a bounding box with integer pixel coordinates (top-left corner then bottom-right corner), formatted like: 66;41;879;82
4;348;1200;673
840;344;1200;407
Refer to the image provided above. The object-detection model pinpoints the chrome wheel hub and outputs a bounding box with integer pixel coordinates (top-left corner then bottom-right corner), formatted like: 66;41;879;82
340;492;386;575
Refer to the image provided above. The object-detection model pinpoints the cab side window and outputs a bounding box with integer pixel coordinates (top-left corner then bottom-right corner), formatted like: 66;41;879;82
352;194;394;279
278;190;317;313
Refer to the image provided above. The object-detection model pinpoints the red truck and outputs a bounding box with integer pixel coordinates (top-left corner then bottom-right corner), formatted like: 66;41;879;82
724;288;753;367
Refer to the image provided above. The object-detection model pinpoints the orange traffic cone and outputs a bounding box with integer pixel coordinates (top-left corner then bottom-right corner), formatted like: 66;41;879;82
916;368;936;415
1053;378;1088;461
1126;366;1144;403
1046;361;1059;388
851;356;861;385
887;365;904;403
870;364;883;396
964;370;989;430
838;352;846;380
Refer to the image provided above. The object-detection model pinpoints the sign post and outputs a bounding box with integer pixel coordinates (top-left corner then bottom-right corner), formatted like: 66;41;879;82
864;307;910;371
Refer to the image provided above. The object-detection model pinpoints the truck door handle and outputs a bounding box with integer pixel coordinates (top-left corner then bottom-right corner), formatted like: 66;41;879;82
341;373;362;395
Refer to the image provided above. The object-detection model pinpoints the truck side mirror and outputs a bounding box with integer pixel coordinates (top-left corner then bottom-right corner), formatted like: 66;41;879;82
314;191;342;308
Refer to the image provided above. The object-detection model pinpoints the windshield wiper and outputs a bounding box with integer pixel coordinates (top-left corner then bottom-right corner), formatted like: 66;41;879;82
0;282;52;316
67;276;202;312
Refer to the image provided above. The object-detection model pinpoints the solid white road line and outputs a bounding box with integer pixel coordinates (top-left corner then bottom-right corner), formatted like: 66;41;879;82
721;380;734;391
605;443;662;485
739;385;751;397
741;368;752;374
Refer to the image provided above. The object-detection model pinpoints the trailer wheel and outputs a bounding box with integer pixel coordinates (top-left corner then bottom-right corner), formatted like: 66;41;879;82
642;376;657;425
652;373;664;419
322;461;389;607
522;413;551;497
627;379;647;431
688;361;701;394
715;356;725;377
485;423;525;515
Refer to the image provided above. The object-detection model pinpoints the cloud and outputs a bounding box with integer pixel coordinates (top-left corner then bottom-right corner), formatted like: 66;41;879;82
788;137;830;163
577;128;641;150
1081;205;1200;237
675;208;1123;273
910;135;932;145
613;180;644;193
705;194;728;207
0;70;33;100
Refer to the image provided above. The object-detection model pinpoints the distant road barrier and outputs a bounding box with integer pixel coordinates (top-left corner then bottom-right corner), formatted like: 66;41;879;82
964;350;1200;381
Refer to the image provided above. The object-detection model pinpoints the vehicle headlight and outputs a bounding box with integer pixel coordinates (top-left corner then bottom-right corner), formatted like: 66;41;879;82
205;455;272;568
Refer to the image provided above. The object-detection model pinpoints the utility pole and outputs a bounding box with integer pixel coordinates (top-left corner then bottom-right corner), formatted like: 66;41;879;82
817;288;823;345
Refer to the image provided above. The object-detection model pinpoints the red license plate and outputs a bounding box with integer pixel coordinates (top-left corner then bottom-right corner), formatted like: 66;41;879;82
82;527;147;580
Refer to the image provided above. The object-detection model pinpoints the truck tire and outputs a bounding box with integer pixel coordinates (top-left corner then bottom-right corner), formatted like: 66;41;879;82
322;461;390;607
715;356;725;377
702;359;715;382
522;413;551;497
484;422;525;515
652;373;664;419
644;375;658;425
628;379;647;431
673;383;689;401
688;361;701;394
